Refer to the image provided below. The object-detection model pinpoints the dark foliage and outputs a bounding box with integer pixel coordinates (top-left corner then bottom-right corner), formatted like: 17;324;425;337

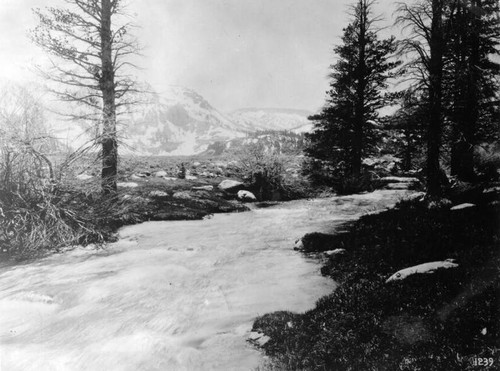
253;199;500;370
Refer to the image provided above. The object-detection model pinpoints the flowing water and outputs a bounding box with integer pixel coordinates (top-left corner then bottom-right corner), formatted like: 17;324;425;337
0;190;410;371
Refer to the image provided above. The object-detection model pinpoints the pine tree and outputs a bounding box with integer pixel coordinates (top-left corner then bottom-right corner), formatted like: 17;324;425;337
305;0;399;184
397;0;449;197
446;0;500;181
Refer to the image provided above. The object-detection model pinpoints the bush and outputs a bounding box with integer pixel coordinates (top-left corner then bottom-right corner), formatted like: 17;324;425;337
237;143;308;200
301;157;377;194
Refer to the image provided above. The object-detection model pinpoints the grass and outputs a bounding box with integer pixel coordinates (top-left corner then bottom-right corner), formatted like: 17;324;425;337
252;197;500;370
1;153;311;261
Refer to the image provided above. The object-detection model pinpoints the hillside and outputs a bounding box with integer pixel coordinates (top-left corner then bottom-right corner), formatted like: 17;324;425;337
229;108;312;133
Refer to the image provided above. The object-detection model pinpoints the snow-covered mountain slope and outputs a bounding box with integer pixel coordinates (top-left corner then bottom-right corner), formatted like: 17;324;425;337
203;131;306;156
123;87;245;156
229;108;312;133
44;87;314;156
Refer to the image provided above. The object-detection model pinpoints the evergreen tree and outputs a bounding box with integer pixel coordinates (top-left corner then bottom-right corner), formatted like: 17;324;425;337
445;0;500;181
397;0;449;197
305;0;399;184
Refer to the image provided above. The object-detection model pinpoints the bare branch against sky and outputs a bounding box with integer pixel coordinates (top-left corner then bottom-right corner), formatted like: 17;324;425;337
0;0;398;112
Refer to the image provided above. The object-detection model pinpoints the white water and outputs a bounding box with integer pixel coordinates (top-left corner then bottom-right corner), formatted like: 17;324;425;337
0;190;410;371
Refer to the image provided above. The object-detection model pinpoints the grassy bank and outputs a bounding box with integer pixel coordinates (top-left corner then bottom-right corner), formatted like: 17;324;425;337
0;153;310;260
0;173;248;261
252;198;499;370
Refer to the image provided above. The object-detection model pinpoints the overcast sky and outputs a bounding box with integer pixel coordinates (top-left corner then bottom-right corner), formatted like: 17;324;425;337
0;0;397;112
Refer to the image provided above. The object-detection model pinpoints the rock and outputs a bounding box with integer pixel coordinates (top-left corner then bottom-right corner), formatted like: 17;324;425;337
237;190;257;202
218;179;244;191
193;161;201;167
117;182;139;188
380;176;419;183
133;173;148;178
192;185;214;191
293;238;304;250
450;203;476;211
325;248;346;256
248;331;271;347
386;183;411;190
149;190;169;198
173;191;191;200
76;174;93;181
185;175;198;180
386;260;459;283
131;174;144;180
155;170;168;177
295;232;349;253
256;335;270;346
483;186;500;194
248;331;263;341
407;192;426;202
163;177;178;181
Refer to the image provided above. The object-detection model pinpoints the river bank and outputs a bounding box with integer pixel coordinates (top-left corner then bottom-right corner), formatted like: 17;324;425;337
0;190;412;370
252;196;500;370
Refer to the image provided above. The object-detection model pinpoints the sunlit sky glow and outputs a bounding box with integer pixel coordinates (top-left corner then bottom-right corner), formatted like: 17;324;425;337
0;0;397;112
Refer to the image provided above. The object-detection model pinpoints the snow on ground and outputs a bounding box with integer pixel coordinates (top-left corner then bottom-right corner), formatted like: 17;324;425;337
0;190;411;371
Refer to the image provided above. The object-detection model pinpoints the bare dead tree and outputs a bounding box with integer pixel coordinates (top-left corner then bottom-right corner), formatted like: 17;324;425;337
31;0;141;195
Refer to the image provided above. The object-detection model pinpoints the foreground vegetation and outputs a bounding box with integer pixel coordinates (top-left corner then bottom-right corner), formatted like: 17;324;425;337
0;152;311;260
252;192;499;370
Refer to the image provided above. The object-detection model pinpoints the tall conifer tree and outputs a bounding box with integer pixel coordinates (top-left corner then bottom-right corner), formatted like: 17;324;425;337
305;0;398;183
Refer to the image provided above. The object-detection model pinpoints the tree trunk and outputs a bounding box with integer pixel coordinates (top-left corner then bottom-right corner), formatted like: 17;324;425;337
100;0;117;195
450;0;479;182
427;0;445;197
352;0;367;178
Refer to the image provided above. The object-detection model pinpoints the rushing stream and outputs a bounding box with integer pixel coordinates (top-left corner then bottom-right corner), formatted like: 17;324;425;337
0;190;411;370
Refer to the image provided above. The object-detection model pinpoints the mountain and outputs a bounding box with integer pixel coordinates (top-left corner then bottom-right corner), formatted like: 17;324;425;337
123;87;245;156
203;131;306;157
229;108;313;133
46;86;314;156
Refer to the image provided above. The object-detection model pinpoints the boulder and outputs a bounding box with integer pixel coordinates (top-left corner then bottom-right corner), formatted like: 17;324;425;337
76;174;93;181
450;203;476;211
386;183;411;190
192;185;214;191
248;331;270;347
325;248;346;256
380;176;419;183
185;175;198;180
173;191;191;200
386;260;459;283
237;190;257;202
149;190;169;198
294;232;349;253
117;182;139;188
218;179;244;191
155;170;168;178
